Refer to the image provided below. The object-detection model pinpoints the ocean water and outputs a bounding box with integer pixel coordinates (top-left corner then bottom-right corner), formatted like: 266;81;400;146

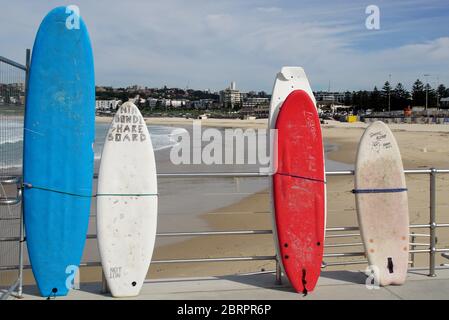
94;122;188;161
0;114;351;174
0;114;189;173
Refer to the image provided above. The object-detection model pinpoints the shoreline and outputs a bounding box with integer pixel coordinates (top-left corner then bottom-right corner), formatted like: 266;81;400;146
96;115;269;129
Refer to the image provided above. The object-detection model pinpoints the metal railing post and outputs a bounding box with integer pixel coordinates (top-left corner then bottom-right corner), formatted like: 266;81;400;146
17;48;31;298
17;182;24;298
429;168;437;277
101;271;109;294
410;232;416;268
275;259;282;285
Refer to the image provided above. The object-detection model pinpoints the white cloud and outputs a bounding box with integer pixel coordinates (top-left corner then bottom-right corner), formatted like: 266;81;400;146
256;7;282;13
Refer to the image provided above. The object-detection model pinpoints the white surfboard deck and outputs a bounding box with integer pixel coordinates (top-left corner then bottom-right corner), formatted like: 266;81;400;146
97;101;158;297
267;66;325;277
268;66;316;130
355;121;409;286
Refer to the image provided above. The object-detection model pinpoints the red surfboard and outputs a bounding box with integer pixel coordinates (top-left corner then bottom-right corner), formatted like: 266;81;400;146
272;90;326;295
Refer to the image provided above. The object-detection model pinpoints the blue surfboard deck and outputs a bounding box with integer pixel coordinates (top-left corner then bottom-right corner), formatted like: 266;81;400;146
23;7;95;297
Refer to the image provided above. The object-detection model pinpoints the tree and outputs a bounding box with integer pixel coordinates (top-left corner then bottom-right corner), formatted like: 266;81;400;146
392;83;410;109
344;91;352;106
437;84;447;98
370;86;381;111
437;84;447;107
381;81;392;110
411;79;425;107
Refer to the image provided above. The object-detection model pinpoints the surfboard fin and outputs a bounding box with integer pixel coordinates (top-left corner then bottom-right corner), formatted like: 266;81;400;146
387;257;394;273
301;269;308;296
46;287;58;300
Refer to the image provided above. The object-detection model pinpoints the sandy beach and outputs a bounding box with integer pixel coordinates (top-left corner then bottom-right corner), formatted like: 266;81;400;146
143;118;449;279
5;117;449;287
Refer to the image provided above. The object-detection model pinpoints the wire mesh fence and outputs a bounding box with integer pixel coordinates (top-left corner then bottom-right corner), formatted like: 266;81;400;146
0;54;26;296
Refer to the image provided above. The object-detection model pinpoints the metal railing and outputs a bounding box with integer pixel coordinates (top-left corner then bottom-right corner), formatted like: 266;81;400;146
1;168;449;298
0;50;29;300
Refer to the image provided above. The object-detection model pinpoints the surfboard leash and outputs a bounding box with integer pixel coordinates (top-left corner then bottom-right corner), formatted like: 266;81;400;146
23;183;92;198
23;183;158;198
95;193;158;197
351;188;408;194
275;172;326;184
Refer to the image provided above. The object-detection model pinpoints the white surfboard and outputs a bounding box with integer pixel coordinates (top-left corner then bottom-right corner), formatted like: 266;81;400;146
268;66;316;130
355;121;409;286
267;67;325;277
97;101;158;297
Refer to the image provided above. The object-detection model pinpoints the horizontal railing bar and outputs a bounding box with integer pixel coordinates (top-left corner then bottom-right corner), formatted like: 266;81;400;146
410;224;430;228
410;249;432;253
326;227;359;232
0;262;103;271
5;169;449;189
325;233;360;238
88;168;449;180
0;177;21;184
0;217;20;221
4;223;445;244
0;198;20;206
325;171;354;176
323;252;365;258
0;56;27;71
157;230;273;237
80;262;102;267
0;237;20;242
158;172;269;178
5;168;449;183
85;230;274;240
327;224;449;234
0;265;22;271
410;223;449;228
404;169;432;174
322;260;416;267
324;242;363;248
433;169;449;173
152;256;277;264
411;234;431;237
322;260;367;267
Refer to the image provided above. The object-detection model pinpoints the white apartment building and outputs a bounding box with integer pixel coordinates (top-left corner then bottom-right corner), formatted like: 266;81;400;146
96;99;121;111
220;81;242;109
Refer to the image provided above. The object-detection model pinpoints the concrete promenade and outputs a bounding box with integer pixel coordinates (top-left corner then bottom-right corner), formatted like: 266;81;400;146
13;267;449;300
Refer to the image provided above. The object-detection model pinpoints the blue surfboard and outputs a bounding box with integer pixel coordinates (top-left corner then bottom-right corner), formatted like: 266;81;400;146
23;7;95;297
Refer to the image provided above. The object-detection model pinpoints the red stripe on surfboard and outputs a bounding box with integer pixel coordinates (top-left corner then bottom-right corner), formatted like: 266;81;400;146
273;90;325;294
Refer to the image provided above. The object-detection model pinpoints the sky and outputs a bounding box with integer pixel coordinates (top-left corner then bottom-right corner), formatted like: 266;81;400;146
1;0;449;92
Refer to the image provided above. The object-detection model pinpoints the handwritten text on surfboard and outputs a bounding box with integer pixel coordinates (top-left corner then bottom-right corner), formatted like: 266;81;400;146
108;107;147;142
369;130;392;153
